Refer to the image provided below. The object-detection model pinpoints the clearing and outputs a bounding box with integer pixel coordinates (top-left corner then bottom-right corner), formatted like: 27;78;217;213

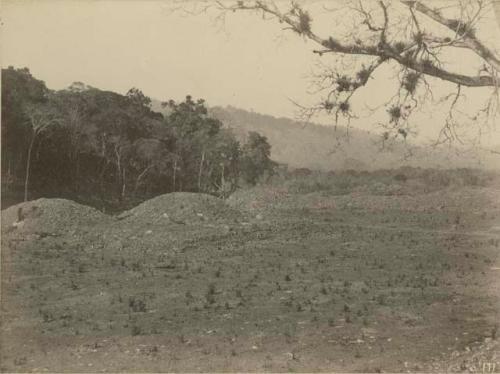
1;186;499;372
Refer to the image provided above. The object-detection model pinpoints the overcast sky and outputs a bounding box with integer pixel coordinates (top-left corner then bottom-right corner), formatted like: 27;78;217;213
2;0;500;145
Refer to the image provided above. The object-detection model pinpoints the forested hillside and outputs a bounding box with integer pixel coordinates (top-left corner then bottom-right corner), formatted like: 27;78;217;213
1;67;275;211
208;106;500;171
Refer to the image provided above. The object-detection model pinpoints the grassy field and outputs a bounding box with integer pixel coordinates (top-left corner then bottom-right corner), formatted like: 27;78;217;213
1;171;499;372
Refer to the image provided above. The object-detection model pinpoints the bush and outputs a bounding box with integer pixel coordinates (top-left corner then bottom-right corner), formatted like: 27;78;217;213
262;167;497;197
394;174;407;182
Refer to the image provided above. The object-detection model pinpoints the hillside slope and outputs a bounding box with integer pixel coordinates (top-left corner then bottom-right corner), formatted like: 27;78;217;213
208;106;499;171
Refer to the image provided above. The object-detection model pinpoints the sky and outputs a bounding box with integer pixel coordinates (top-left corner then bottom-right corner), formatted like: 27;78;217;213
1;1;315;113
2;0;500;146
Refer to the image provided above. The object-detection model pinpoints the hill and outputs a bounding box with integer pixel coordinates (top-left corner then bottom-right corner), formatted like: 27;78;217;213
208;106;500;171
153;99;499;171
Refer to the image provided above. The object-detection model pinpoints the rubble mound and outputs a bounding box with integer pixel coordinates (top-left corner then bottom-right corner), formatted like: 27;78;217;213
118;192;244;225
1;198;110;235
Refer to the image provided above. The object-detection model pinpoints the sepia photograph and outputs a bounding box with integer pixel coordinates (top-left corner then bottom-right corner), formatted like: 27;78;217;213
1;0;500;372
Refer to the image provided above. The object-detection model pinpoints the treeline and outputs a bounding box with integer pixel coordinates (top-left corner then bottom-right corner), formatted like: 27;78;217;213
1;67;276;211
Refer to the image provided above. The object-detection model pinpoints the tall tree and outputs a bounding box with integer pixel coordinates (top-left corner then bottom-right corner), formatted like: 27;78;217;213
163;96;223;192
241;131;274;185
51;90;91;192
23;104;60;201
208;129;241;196
126;87;152;109
1;67;48;188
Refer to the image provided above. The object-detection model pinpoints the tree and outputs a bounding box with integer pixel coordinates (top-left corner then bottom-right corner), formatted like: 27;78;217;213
1;66;275;208
130;137;173;194
1;67;48;189
211;1;500;147
23;104;60;201
241;131;275;185
51;90;91;192
162;96;224;192
207;129;241;197
82;89;155;200
126;87;152;108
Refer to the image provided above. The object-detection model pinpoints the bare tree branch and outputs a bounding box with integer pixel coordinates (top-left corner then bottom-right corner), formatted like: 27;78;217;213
206;0;500;144
218;1;497;87
401;0;500;72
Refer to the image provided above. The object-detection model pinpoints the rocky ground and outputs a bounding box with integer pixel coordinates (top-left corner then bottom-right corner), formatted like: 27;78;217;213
1;186;499;372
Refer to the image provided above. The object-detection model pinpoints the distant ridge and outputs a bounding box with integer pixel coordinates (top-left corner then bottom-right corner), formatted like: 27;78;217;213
152;100;499;171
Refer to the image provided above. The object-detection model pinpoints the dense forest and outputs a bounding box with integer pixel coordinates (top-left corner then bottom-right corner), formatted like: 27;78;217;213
1;67;275;211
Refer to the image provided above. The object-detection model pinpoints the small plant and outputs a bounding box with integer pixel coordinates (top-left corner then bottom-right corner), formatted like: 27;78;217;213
377;294;386;305
323;101;334;111
336;75;352;92
394;173;407;182
13;356;27;366
131;261;142;271
129;297;147;312
413;32;424;45
131;325;142;336
339;101;350;113
356;67;371;84
402;72;420;94
78;263;86;273
295;8;312;35
388;105;402;123
40;309;54;323
205;284;216;305
323;37;342;50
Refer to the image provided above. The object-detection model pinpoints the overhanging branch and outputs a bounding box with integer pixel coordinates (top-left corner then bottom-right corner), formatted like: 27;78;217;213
401;0;500;73
219;1;497;88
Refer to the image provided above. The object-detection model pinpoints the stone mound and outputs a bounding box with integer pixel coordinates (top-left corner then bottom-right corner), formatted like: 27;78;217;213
1;198;109;235
118;192;244;225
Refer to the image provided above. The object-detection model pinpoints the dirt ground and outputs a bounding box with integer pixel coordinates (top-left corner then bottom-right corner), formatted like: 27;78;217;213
1;187;499;372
